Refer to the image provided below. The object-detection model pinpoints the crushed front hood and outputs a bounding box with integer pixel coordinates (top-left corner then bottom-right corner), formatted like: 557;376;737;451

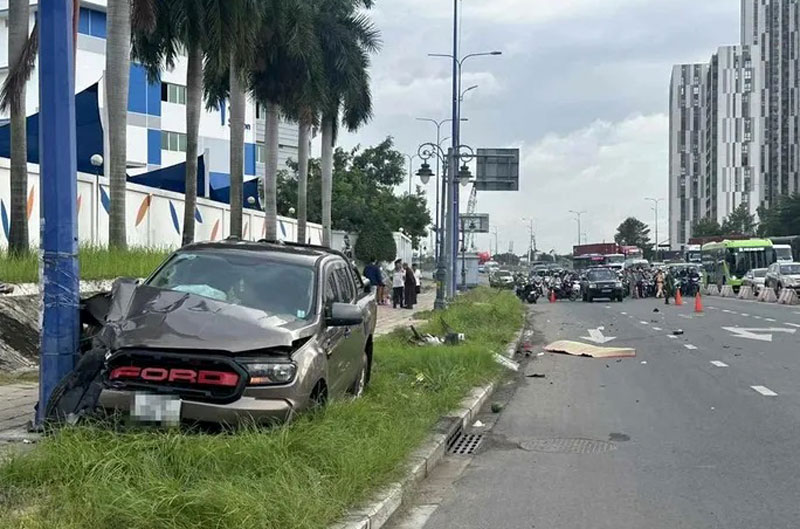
107;285;313;353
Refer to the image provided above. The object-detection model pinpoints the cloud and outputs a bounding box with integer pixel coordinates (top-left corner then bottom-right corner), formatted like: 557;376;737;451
473;113;669;254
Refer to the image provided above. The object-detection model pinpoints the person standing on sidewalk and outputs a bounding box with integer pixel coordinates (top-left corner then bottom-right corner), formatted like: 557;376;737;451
412;263;422;295
392;260;405;308
403;262;417;309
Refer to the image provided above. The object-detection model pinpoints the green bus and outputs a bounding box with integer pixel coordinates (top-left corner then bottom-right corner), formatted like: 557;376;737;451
701;239;775;290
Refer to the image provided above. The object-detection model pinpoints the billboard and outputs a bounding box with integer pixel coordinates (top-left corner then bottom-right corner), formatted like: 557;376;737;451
459;213;490;233
475;148;519;191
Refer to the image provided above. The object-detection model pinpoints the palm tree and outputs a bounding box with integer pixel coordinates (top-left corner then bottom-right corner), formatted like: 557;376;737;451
250;0;321;241
132;0;207;246
106;0;157;249
203;0;261;239
1;0;32;255
318;0;380;247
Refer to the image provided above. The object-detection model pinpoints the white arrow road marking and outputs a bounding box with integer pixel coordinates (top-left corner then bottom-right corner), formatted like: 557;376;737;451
722;327;797;342
582;327;616;344
684;344;698;350
710;361;729;368
751;385;778;397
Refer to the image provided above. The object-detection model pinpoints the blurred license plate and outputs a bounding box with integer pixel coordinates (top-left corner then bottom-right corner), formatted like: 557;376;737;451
601;289;611;293
132;393;182;425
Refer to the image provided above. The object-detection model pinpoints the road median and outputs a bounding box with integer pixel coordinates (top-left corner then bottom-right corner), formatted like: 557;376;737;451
0;287;524;529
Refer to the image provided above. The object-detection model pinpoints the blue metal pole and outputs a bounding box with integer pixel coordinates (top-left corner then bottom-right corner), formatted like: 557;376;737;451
36;0;80;425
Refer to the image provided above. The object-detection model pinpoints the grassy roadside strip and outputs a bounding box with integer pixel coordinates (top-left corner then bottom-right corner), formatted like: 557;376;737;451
0;372;38;386
0;247;170;285
0;288;523;529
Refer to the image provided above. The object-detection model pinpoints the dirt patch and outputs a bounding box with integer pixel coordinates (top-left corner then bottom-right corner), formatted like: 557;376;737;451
0;296;39;372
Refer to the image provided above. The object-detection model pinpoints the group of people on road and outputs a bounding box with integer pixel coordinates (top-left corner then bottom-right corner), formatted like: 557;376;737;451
622;265;699;305
362;259;421;310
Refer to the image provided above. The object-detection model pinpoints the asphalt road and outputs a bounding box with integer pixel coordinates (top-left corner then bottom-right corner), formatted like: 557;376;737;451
392;294;800;529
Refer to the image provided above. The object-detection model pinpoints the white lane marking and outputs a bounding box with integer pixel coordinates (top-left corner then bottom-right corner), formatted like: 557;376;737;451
786;323;800;328
710;361;729;368
667;335;677;339
722;327;797;342
621;311;628;315
753;315;763;320
684;344;698;350
652;326;663;331
740;313;750;317
751;386;778;397
679;314;693;319
722;309;733;314
640;321;649;325
582;327;616;344
765;318;777;322
605;305;612;309
708;306;718;310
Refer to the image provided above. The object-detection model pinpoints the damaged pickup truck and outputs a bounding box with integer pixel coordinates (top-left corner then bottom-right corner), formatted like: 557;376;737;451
49;240;377;426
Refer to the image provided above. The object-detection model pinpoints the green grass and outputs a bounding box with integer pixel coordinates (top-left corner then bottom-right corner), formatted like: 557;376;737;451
0;247;170;284
0;288;523;529
0;372;38;386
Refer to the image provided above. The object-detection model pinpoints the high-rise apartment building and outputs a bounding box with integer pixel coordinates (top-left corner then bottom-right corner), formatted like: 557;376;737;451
742;0;800;204
669;1;796;249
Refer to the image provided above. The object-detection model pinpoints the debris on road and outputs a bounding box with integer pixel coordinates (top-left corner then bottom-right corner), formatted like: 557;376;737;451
473;420;485;428
526;373;546;378
640;361;647;365
494;354;520;371
409;326;464;346
672;329;684;336
491;403;504;413
653;308;660;313
544;340;636;358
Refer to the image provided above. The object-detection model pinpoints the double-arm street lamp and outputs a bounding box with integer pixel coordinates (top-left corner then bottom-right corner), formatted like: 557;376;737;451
403;153;419;195
569;210;587;246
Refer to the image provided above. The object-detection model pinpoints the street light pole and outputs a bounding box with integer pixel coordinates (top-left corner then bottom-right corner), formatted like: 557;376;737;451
403;153;418;195
569;210;586;246
645;197;665;259
491;226;498;256
430;44;501;299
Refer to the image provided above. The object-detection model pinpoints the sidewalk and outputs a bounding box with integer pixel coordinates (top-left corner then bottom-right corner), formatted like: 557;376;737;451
0;290;437;436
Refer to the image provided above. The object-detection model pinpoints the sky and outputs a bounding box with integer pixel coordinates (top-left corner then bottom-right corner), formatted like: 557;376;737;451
337;0;742;255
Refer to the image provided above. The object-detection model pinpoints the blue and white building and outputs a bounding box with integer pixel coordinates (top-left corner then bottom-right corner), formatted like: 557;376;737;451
0;0;300;188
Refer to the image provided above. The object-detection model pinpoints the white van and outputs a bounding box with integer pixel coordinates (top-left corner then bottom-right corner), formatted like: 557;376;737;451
774;244;793;263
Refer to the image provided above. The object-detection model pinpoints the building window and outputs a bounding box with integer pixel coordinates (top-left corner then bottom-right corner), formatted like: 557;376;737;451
255;144;265;163
161;83;187;105
78;8;107;39
161;131;187;152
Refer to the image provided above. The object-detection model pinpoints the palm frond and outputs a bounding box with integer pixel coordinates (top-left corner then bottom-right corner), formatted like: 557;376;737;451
0;20;39;113
132;0;158;33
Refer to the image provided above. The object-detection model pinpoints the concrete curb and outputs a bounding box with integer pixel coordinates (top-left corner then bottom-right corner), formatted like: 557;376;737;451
778;288;799;305
331;382;496;529
738;286;755;300
707;285;720;296
330;323;525;529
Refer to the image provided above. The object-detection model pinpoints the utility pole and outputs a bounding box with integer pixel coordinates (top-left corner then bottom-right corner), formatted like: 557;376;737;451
37;0;80;425
645;198;664;259
569;210;586;246
491;226;498;256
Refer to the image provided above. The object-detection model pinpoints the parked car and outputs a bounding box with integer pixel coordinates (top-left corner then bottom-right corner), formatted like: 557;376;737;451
581;267;624;302
489;269;515;289
742;268;768;293
765;261;800;294
54;240;377;426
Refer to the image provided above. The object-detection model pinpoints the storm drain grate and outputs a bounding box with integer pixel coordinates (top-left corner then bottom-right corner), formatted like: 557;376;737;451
448;432;485;455
519;438;617;454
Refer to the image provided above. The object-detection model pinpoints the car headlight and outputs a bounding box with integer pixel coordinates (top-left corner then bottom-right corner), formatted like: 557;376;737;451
243;362;297;386
589;283;597;289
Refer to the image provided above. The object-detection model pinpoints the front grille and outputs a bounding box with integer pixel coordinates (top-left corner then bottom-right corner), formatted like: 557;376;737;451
106;350;248;404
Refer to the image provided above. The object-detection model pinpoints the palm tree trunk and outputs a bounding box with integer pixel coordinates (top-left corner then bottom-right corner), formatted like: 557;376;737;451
263;103;280;241
7;0;29;255
297;118;310;244
228;50;245;239
182;44;202;246
321;115;334;247
106;0;130;249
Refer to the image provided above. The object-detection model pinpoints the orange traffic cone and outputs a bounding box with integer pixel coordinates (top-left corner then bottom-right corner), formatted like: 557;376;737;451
549;290;556;303
675;289;683;306
695;293;703;313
